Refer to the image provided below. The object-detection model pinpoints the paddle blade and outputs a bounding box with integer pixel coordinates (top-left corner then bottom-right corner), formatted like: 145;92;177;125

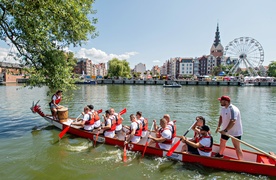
119;108;127;115
97;109;102;114
59;125;70;139
123;145;127;162
142;142;149;158
166;140;181;156
93;132;100;147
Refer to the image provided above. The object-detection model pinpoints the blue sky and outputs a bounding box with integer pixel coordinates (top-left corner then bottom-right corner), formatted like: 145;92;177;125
1;0;276;69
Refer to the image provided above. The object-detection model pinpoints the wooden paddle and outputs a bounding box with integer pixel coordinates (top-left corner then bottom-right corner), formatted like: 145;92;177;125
141;122;155;158
59;113;82;139
166;121;197;156
224;133;276;160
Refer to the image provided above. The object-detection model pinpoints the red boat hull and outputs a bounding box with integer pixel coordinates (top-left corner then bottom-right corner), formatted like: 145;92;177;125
34;112;276;177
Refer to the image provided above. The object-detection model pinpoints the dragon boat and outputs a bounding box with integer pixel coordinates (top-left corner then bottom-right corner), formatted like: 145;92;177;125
30;101;276;177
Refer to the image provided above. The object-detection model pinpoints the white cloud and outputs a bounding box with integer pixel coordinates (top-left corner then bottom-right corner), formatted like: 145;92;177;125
74;48;138;63
153;60;160;63
0;47;18;63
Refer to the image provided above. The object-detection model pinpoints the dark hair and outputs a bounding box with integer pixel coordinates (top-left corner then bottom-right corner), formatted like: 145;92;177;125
56;90;63;94
136;111;142;116
196;116;206;125
105;110;111;114
87;105;94;110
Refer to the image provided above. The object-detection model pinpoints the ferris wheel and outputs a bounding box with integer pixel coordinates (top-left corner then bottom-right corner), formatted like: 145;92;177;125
223;37;264;76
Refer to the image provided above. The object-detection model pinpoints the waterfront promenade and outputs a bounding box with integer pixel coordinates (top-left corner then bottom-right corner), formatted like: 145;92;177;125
96;79;276;86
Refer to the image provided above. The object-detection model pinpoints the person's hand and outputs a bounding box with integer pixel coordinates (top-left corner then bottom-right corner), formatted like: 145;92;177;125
153;119;156;124
148;135;153;139
124;140;128;145
181;136;187;143
215;127;220;133
219;130;226;135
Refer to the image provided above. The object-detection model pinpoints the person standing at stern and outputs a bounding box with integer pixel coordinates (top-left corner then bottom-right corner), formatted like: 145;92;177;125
215;95;243;160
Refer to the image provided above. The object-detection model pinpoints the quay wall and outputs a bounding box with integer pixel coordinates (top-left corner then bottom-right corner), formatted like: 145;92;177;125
13;78;276;87
96;80;276;87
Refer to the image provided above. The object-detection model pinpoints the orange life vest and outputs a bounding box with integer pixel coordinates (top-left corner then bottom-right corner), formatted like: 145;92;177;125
84;114;95;125
167;123;176;138
51;94;61;104
130;122;142;136
105;118;116;132
157;127;173;144
198;135;213;152
114;114;123;125
140;117;148;131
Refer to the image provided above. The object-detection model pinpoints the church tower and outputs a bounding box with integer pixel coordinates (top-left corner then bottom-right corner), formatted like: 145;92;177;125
210;23;224;57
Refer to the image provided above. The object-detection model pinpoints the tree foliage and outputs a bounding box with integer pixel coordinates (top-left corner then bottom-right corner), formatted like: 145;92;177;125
0;0;97;93
108;58;131;78
267;61;276;77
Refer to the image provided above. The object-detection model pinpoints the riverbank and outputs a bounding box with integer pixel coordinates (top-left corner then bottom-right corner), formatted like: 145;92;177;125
10;78;276;86
96;79;276;86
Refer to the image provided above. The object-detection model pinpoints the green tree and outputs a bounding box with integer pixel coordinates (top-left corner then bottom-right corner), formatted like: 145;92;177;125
0;0;97;93
108;58;131;78
267;61;276;77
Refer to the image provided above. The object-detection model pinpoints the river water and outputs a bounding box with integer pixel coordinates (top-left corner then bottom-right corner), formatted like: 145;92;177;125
0;84;275;180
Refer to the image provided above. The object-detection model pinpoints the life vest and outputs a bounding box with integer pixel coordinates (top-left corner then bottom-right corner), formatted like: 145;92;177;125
140;117;148;131
193;131;200;143
114;114;123;125
51;94;61;104
198;135;213;152
84;114;95;125
105;118;116;132
167;123;176;138
91;111;100;121
130;122;142;136
156;128;173;144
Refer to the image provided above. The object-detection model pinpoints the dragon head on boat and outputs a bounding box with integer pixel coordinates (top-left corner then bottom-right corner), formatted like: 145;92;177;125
30;100;45;117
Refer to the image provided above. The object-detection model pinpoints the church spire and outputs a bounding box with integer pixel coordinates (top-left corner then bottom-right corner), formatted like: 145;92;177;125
213;23;221;47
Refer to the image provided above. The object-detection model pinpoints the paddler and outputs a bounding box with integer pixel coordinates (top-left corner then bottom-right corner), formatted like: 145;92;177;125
123;114;142;144
49;90;63;120
136;111;148;138
148;118;172;150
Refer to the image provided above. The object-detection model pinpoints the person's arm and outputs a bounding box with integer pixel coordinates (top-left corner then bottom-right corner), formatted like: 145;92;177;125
182;136;202;148
148;135;166;143
215;115;222;133
125;128;136;143
153;119;158;132
220;119;235;134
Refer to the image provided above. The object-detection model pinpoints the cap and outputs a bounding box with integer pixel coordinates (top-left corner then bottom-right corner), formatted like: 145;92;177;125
56;90;63;93
200;125;210;132
87;105;94;110
218;95;231;102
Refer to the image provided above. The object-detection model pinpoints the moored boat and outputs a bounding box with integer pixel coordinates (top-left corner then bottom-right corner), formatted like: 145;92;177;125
163;82;181;88
30;102;276;177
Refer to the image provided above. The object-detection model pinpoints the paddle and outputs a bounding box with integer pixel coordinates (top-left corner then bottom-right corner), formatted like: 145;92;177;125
93;109;103;147
119;108;127;115
141;122;155;158
123;136;127;162
223;133;276;160
59;109;102;139
166;121;197;156
59;113;82;139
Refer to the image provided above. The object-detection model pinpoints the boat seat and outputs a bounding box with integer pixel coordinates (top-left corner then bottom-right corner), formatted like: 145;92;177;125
257;155;275;165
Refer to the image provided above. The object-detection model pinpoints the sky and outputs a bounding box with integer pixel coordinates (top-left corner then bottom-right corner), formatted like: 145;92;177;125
1;0;276;69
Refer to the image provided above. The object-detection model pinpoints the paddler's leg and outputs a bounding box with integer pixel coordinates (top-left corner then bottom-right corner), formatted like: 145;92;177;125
231;136;243;160
217;138;227;157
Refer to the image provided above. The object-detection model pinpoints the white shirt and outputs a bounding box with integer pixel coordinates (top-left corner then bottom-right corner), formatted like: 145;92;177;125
104;118;115;138
197;137;212;157
83;113;94;131
158;128;172;150
220;104;243;136
130;121;141;143
137;117;147;137
111;113;122;131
